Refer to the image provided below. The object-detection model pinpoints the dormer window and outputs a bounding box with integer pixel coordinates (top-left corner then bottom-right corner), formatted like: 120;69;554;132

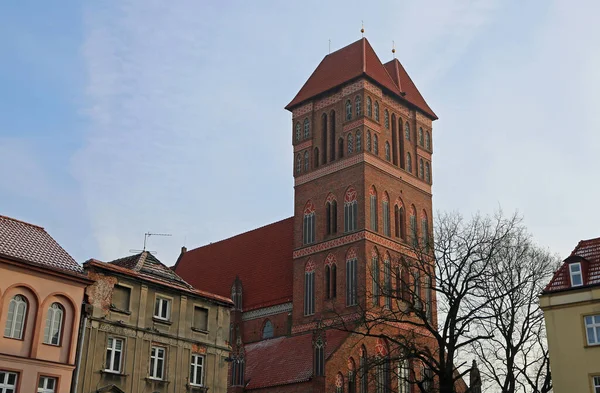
569;263;583;287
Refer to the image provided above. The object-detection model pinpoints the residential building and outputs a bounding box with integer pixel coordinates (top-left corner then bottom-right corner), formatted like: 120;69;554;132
0;215;91;393
76;251;233;393
541;237;600;393
174;38;464;392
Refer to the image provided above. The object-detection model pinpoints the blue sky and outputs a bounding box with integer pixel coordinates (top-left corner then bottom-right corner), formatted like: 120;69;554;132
1;0;599;265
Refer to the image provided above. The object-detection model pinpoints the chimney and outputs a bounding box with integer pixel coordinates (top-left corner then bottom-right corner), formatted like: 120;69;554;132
181;246;187;254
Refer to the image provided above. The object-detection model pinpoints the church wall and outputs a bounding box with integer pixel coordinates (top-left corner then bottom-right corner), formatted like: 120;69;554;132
242;311;289;343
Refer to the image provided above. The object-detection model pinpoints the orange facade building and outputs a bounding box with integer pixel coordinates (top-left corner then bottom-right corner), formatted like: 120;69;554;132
0;215;91;393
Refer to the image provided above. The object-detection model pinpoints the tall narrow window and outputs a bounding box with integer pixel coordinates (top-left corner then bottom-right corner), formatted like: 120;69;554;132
326;202;331;235
414;270;422;309
4;295;27;339
314;148;319;168
330;110;336;161
339;138;344;158
425;131;431;150
422;365;433;392
348;133;354;154
410;206;418;247
344;187;358;232
304;261;315;316
391;114;398;166
295;122;301;142
231;357;245;386
43;303;63;345
385;110;390;129
303;201;316;245
382;194;390;236
425;275;433;322
304;151;310;172
150;346;165;380
384;257;391;309
374;101;380;122
367;97;372;117
295;154;301;174
336;373;345;393
372;251;380;306
385;142;390;161
190;354;205;386
569;263;583;286
398;359;411;393
355;95;362;116
406;152;412;173
38;376;57;393
421;211;430;250
419;127;424;146
366;131;372;152
304;118;310;139
425;162;431;183
346;249;358;306
360;348;368;393
315;337;325;376
0;372;18;393
370;187;378;232
419;158;424;179
105;337;124;373
394;202;406;240
331;264;337;298
322;113;328;164
356;131;362;151
262;320;274;339
405;122;411;140
346;100;352;121
325;264;331;299
154;296;171;320
374;134;379;155
348;358;357;393
326;195;338;235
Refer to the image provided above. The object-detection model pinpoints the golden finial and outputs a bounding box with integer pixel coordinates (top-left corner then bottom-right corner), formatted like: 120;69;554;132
392;41;396;58
361;21;364;37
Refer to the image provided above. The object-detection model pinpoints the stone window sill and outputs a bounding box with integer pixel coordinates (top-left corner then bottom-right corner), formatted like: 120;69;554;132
110;306;131;315
152;317;172;325
101;370;128;377
191;327;209;334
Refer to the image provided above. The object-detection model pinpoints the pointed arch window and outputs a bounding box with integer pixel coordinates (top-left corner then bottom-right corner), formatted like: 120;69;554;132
425;162;431;183
405;122;411;140
346;100;352;121
414;269;422;309
326;195;338;235
374;134;379;155
425;131;431;150
419;158;424;179
346;249;358;306
366;131;372;152
314;336;325;376
304;261;315;316
369;187;378;232
304;118;310;139
356;131;362;151
303;201;316;245
4;294;27;339
336;373;345;393
385;142;390;161
384;110;390;129
375;340;391;393
384;257;391;309
410;206;418;247
330;110;337;160
422;363;433;392
419;127;424;146
339;138;344;159
374;101;380;122
295;154;301;174
382;194;390;236
372;250;380;305
360;347;368;393
425;274;433;322
421;211;430;250
304;151;310;172
314;148;320;168
231;356;245;386
395;202;406;240
344;187;358;232
295;122;301;142
367;97;372;117
355;95;362;116
321;113;328;164
325;264;331;300
44;302;64;345
262;320;274;339
348;133;354;154
406;152;412;173
398;358;411;393
348;358;357;393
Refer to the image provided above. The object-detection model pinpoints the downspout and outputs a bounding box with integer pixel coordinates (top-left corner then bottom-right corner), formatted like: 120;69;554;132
71;302;89;393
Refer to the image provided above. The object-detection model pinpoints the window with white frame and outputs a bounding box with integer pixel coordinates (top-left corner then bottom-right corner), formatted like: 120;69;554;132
398;359;410;393
38;376;57;393
105;337;124;373
149;346;165;380
593;376;600;393
154;296;171;320
190;354;205;386
4;294;27;339
44;302;63;345
569;263;583;286
0;371;18;393
585;315;600;345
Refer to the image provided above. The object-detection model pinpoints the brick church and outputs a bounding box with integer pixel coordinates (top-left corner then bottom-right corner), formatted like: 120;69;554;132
175;37;464;393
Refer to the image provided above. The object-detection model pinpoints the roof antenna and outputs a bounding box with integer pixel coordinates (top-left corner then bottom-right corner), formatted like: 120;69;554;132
129;232;172;255
361;21;365;37
392;41;396;59
328;39;331;54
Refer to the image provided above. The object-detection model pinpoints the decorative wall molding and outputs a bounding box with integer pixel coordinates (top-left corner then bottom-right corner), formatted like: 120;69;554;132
364;154;431;194
242;302;293;321
294;154;363;186
293;103;313;118
342;117;381;133
294;139;313;153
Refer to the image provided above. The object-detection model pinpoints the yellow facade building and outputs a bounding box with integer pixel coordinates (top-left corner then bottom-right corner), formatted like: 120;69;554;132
541;237;600;393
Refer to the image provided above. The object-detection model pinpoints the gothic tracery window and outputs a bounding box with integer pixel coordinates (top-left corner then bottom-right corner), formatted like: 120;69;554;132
346;248;358;306
295;122;301;142
344;187;358;232
346;100;352;121
385;142;390;161
366;96;372;117
304;260;315;315
303;201;316;245
374;101;380;122
366;131;372;152
356;131;362;151
355;95;362;116
374;134;379;155
384;110;389;129
405;122;411;140
304;118;310;139
348;133;354;154
406;152;412;173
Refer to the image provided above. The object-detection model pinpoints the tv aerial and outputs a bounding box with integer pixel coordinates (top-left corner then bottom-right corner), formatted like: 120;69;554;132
129;232;172;254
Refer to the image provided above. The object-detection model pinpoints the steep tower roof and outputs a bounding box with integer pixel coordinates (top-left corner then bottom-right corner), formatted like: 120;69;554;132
286;38;437;120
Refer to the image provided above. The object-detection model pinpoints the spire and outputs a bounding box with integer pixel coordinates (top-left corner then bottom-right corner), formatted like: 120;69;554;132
470;359;482;393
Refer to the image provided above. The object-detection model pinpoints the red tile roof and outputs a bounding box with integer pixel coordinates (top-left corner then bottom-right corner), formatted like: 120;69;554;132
0;214;84;274
383;59;437;119
245;329;350;390
544;237;600;293
174;217;294;311
285;38;437;120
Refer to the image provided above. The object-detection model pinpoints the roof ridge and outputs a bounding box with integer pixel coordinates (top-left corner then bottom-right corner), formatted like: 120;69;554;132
135;251;148;271
0;215;44;230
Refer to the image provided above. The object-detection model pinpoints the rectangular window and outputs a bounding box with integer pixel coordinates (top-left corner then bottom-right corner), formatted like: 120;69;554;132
569;263;583;287
38;376;57;393
0;371;18;393
585;315;600;345
193;307;209;331
346;258;357;306
190;354;204;386
149;346;165;380
105;337;124;373
593;376;600;393
112;285;131;311
154;296;171;320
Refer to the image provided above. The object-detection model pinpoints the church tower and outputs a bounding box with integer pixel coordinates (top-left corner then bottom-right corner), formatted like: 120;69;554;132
286;38;437;330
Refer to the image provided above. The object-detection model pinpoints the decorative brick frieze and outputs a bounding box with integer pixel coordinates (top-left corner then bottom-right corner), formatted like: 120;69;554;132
242;302;293;322
315;93;342;111
294;154;363;186
294;139;313;153
341;80;364;97
364;154;431;194
293;103;313;118
416;147;432;160
363;81;382;96
291;313;361;334
416;112;433;127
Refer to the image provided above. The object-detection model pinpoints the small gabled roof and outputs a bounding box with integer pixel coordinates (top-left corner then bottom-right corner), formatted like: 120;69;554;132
383;59;437;119
0;214;84;275
96;385;126;393
544;237;600;293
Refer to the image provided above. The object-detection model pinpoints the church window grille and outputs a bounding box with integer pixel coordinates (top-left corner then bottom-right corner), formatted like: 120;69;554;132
384;258;391;308
366;97;372;117
346;251;357;306
406;152;412;173
384;110;389;129
304;151;310;172
419;159;424;179
344;187;358;232
369;187;378;232
419;127;424;146
295;122;301;142
295;154;301;174
348;133;354;154
425;131;431;150
356;131;362;151
314;337;325;376
304;261;315;316
374;101;380;122
303;201;316;245
382;196;390;237
304;118;310;139
385;142;390;161
373;134;379;155
366;131;372;152
372;251;380;305
346;100;352;121
425;162;431;183
355;95;362;116
405;122;410;140
410;206;418;247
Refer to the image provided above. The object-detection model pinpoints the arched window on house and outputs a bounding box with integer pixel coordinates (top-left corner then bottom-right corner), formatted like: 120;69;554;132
369;186;378;232
371;249;380;306
366;96;372;117
303;201;316;245
304;118;310;139
398;358;411;393
374;101;380;122
385;142;390;161
339;138;344;159
344;187;358;232
262;320;274;339
348;133;354;154
44;302;64;345
348;358;357;393
410;205;418;247
360;346;368;393
346;100;352;121
295;154;301;174
421;210;430;251
405;122;411;140
346;248;358;306
425;131;431;150
373;134;379;155
382;193;390;236
336;372;345;393
419;127;424;146
356;131;362;151
314;148;319;168
419;158;424;179
326;194;338;235
406;152;412;173
425;162;431;183
384;255;391;309
5;294;27;339
304;260;315;316
304;151;310;172
295;122;301;142
355;95;362;116
314;335;325;375
366;131;372;152
384;110;390;129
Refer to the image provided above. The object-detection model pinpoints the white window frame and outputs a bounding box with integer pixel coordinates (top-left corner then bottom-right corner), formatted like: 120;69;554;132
585;315;600;345
4;295;27;339
38;376;57;393
593;376;600;393
190;354;205;386
569;263;583;287
154;296;171;320
149;346;165;380
0;371;18;393
105;337;124;373
44;303;63;346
